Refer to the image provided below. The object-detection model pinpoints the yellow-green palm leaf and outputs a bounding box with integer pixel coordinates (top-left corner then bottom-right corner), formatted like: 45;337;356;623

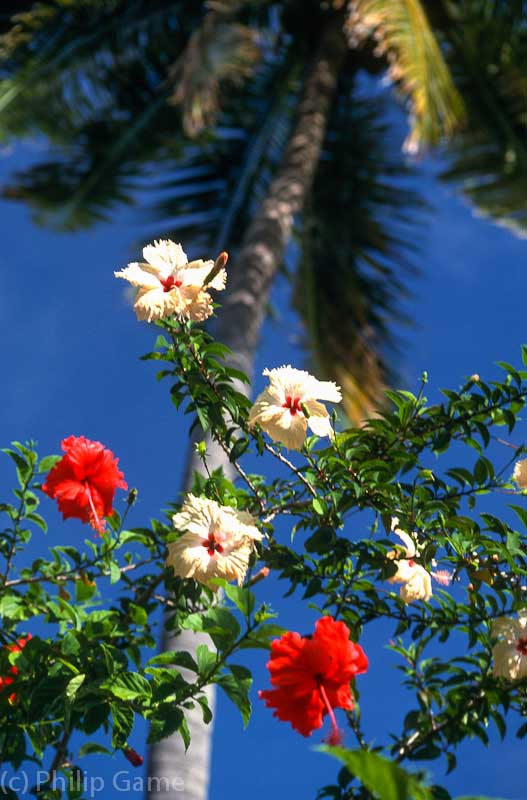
348;0;466;151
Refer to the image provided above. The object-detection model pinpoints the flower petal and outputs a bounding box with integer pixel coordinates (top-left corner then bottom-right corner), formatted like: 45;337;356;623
304;400;334;439
114;262;162;289
400;566;432;603
143;240;188;273
513;458;527;488
492;642;527;680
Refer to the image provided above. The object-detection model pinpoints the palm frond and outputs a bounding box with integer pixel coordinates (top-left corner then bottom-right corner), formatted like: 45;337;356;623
440;0;527;236
294;72;425;423
347;0;466;151
2;94;181;230
0;1;203;142
147;46;302;252
1;29;300;237
167;13;261;138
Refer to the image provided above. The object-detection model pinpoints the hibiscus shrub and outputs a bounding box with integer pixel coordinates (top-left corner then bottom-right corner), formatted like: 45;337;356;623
2;242;527;800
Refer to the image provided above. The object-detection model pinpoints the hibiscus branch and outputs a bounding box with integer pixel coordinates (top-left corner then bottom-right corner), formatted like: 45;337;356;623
1;458;37;586
261;440;318;498
169;323;320;501
169;328;268;512
42;728;72;787
345;709;368;750
216;438;267;512
3;557;158;588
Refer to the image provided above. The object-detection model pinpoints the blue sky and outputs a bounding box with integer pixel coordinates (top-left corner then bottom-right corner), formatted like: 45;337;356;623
1;134;526;800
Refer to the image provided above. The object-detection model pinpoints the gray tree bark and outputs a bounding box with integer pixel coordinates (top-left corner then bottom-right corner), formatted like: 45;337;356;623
147;16;346;800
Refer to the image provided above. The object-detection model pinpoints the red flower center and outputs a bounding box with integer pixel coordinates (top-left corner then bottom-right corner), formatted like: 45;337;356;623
516;637;527;656
282;395;302;416
408;559;415;567
202;532;224;557
160;275;183;292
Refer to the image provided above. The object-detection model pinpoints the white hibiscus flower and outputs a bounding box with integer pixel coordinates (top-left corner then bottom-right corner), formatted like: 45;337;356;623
492;611;527;680
513;459;527;489
115;240;226;323
248;365;342;450
388;518;451;604
167;494;262;588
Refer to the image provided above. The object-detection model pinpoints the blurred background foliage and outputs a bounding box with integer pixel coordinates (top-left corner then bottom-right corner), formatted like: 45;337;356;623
0;0;525;422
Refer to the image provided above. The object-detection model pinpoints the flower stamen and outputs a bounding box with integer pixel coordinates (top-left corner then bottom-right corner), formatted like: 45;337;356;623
84;481;105;534
282;395;302;416
202;532;224;557
160;275;183;292
318;680;342;745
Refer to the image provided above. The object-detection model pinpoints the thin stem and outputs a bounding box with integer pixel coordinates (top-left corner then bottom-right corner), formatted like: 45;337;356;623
4;557;156;588
261;440;317;498
42;728;72;786
1;462;35;586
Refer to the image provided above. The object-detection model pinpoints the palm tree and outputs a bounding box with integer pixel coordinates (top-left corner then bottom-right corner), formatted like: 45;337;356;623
1;2;526;798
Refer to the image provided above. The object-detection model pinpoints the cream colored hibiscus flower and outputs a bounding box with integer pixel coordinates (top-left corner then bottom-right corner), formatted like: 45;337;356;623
388;518;451;604
114;240;226;322
513;459;527;489
492;611;527;680
248;365;342;450
167;494;262;588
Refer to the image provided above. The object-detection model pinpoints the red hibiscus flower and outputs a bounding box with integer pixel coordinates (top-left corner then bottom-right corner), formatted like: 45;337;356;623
259;616;368;741
0;634;31;704
42;436;127;534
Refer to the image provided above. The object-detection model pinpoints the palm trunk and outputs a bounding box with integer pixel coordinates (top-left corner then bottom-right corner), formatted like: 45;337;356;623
147;17;346;800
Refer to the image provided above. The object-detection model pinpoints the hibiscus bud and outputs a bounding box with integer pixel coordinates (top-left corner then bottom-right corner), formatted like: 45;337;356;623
123;747;143;767
204;251;229;287
247;566;270;587
215;251;229;269
194;441;208;458
127;488;138;506
470;374;480;382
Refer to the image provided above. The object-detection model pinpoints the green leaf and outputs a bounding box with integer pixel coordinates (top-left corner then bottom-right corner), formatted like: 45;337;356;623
305;527;336;554
111;703;134;749
78;743;112;757
148;651;198;673
2;447;31;484
75;577;97;602
0;594;27;621
27;511;47;532
217;665;252;727
102;672;152;701
38;455;61;473
65;673;86;702
229;437;249;462
312;497;325;516
147;706;184;745
196;644;218;678
128;603;148;626
109;561;121;584
223;583;255;619
319;747;432;800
